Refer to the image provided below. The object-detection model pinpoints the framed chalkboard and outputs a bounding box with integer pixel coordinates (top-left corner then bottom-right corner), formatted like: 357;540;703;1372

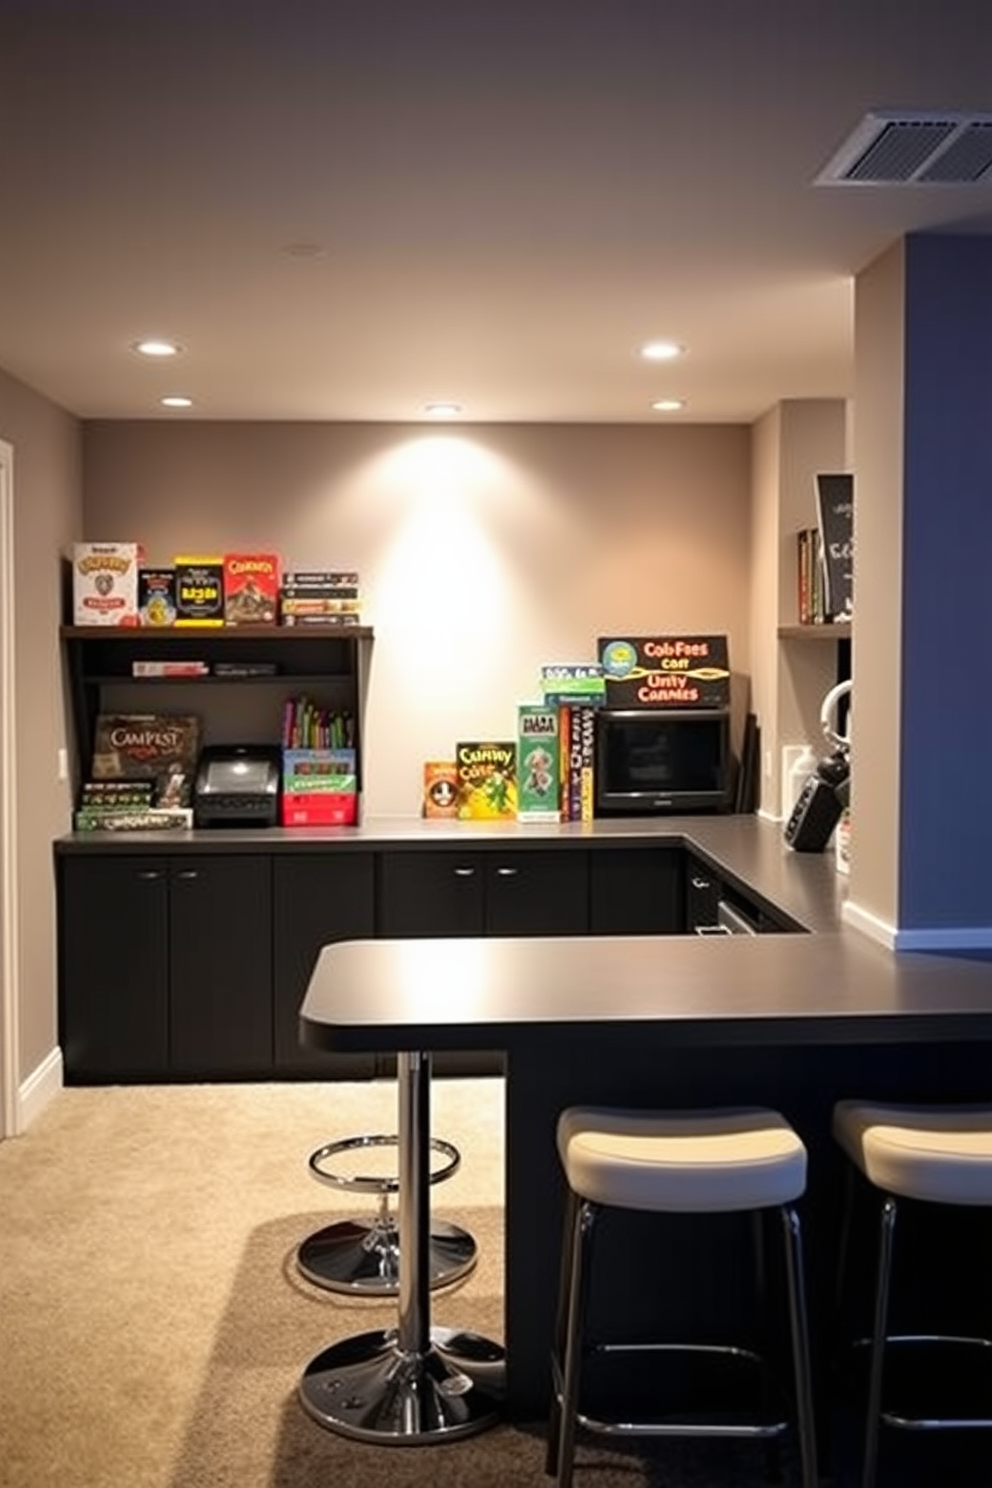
814;472;854;620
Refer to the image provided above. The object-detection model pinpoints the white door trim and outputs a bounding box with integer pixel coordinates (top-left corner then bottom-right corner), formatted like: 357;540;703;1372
0;439;20;1137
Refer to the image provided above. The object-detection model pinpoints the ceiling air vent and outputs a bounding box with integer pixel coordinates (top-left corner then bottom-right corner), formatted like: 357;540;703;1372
816;110;992;186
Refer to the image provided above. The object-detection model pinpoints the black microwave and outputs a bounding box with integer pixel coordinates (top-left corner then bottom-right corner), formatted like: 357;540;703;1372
594;708;732;815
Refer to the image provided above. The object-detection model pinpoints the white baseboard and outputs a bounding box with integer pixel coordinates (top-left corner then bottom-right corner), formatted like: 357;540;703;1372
16;1046;63;1133
841;898;897;948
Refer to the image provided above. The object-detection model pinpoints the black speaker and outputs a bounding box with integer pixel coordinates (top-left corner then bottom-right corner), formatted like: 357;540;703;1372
784;774;843;852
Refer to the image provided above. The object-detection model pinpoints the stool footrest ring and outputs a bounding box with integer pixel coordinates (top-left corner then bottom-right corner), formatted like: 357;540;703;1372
307;1132;460;1194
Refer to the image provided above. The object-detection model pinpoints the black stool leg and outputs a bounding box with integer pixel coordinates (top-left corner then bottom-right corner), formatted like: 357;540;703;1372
550;1198;597;1488
862;1195;897;1488
546;1187;580;1476
780;1204;819;1488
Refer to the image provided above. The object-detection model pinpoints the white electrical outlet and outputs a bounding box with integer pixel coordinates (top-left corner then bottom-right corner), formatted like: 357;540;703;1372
57;747;68;781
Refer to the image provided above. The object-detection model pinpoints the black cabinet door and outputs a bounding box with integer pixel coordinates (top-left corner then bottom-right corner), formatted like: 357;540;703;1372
273;854;377;1078
589;847;682;934
59;855;169;1080
485;851;589;936
377;851;486;937
169;856;273;1075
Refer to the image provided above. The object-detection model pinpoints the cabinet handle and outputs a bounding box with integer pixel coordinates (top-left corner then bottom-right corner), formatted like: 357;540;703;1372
495;866;519;877
176;869;199;880
452;866;476;878
137;870;162;881
691;876;711;890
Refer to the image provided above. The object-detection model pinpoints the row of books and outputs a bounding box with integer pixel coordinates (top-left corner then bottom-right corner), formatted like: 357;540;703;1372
281;696;355;751
72;544;362;628
796;527;830;625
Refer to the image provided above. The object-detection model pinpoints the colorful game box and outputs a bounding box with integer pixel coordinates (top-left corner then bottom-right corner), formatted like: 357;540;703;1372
516;705;560;822
422;760;460;818
223;552;280;626
174;556;224;626
72;542;140;626
456;742;517;820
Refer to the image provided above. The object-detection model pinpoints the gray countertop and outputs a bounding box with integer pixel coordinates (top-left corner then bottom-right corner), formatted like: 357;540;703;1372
55;811;846;932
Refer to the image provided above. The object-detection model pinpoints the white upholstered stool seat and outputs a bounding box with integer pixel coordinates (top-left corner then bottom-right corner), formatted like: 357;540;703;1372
558;1105;808;1213
833;1099;992;1205
832;1098;992;1488
546;1104;818;1488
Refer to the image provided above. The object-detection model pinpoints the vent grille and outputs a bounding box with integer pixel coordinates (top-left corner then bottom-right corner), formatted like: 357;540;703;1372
817;111;992;186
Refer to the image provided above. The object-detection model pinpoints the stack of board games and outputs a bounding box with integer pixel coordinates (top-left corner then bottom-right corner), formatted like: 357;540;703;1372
280;570;361;626
456;741;517;820
281;748;357;826
280;696;357;825
78;712;200;830
72;542;140;626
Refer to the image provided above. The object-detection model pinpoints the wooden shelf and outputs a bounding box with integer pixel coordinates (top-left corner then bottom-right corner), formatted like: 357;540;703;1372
777;623;851;641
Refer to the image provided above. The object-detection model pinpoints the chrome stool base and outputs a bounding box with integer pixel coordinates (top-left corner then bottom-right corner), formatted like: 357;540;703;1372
299;1324;505;1443
297;1216;477;1295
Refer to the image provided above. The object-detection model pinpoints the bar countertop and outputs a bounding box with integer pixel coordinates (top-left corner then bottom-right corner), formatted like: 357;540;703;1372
296;815;992;1053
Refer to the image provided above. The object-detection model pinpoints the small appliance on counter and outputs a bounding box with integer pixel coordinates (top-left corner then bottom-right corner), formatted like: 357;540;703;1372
784;680;851;853
193;744;281;828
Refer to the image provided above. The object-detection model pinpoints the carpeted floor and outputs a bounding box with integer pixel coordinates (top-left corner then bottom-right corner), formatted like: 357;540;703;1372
2;1077;990;1488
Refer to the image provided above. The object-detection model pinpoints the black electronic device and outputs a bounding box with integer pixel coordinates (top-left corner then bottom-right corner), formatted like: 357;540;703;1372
594;708;732;815
784;751;849;852
193;744;281;828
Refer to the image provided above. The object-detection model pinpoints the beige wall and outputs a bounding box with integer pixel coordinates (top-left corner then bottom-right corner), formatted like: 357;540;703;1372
749;400;848;819
847;242;905;936
83;421;752;817
0;369;82;1089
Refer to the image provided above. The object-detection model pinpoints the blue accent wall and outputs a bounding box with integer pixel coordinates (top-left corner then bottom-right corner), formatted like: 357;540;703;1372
900;233;992;929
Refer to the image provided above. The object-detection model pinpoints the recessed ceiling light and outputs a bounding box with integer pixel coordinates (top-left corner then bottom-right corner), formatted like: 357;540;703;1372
134;339;181;357
423;402;462;418
651;399;685;412
160;395;193;408
639;341;684;361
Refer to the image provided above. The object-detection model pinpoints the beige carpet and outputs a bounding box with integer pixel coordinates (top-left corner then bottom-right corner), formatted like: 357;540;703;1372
4;1075;942;1488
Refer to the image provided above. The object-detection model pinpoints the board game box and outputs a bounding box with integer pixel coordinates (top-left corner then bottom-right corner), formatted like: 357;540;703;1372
72;542;140;626
90;713;200;786
456;741;517;820
223;552;280;626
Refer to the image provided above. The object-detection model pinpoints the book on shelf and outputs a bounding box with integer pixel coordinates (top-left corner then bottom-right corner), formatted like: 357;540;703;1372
796;527;830;625
131;660;210;677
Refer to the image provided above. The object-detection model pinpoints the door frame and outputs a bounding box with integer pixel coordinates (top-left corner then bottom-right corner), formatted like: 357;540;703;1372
0;439;20;1138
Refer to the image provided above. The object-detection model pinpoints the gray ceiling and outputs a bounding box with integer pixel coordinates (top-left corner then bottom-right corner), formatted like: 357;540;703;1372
1;1;990;423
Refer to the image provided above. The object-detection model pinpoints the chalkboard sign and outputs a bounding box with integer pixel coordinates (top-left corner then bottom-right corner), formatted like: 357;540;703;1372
814;472;854;620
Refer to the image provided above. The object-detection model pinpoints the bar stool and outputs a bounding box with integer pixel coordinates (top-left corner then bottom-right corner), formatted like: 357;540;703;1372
298;1130;477;1294
546;1104;818;1488
832;1099;992;1488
